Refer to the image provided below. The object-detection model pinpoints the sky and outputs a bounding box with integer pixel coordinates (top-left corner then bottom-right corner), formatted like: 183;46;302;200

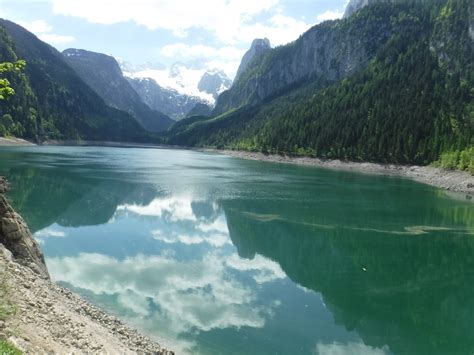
0;0;349;79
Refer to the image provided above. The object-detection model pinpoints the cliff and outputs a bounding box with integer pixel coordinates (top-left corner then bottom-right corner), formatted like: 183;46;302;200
0;177;48;279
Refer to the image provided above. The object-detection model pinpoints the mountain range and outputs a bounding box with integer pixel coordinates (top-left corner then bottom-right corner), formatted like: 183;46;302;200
167;0;473;166
0;19;152;142
121;62;231;119
0;0;472;167
62;48;173;132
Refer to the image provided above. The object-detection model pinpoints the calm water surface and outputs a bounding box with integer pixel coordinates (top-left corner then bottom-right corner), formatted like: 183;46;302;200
0;146;473;355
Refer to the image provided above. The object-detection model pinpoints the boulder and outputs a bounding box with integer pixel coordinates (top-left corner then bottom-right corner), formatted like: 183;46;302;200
0;178;49;279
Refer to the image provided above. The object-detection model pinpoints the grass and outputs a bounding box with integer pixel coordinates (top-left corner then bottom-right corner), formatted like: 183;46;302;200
0;268;21;354
0;273;16;322
0;340;21;355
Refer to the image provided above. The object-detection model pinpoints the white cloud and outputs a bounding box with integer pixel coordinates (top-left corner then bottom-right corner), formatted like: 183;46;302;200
315;10;344;23
315;342;390;355
152;230;231;248
38;33;75;45
35;228;66;238
17;20;53;34
51;0;279;43
226;254;286;284
47;251;284;352
16;19;75;46
48;0;347;77
231;14;311;46
161;44;245;61
117;196;197;222
50;0;311;46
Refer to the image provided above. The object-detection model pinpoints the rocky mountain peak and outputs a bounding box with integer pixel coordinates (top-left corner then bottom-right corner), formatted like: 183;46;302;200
197;70;232;99
343;0;390;18
234;38;272;82
251;38;271;51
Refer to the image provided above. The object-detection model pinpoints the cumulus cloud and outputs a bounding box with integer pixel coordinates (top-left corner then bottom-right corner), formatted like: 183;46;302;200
161;44;245;61
48;0;347;75
48;0;318;46
17;19;53;33
16;19;75;45
47;251;285;352
117;196;197;222
315;10;344;23
152;229;230;248
315;342;390;355
35;227;66;238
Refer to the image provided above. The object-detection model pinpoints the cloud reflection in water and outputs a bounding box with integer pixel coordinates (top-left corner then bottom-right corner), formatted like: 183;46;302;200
46;196;287;353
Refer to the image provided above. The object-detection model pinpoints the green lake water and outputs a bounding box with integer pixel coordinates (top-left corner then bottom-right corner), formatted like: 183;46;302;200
0;146;473;355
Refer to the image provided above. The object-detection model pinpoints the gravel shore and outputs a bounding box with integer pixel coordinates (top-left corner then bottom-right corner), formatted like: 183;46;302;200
216;150;474;196
0;247;173;354
0;137;35;146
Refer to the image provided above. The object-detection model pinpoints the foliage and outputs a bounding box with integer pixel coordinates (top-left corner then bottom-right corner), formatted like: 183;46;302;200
168;0;473;166
0;60;25;100
0;273;17;322
436;147;474;174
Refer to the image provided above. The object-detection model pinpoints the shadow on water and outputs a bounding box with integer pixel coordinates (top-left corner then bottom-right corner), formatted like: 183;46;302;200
222;194;474;355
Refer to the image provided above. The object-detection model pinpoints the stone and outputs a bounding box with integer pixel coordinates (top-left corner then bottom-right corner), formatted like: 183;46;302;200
0;177;49;279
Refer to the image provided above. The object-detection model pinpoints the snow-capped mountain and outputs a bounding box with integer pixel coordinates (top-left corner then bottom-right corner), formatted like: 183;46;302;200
127;76;206;121
198;70;232;99
119;61;232;106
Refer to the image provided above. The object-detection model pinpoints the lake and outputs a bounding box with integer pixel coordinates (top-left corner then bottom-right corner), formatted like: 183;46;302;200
0;146;473;355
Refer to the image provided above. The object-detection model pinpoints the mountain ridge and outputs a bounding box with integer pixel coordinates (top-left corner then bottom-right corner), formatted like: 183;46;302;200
167;0;473;166
0;19;151;142
62;48;173;132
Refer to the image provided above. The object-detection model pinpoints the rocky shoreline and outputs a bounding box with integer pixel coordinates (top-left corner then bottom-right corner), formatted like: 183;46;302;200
1;140;472;196
0;137;36;146
213;150;474;196
0;178;173;354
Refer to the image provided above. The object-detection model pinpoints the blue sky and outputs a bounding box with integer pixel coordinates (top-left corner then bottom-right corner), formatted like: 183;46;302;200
0;0;348;78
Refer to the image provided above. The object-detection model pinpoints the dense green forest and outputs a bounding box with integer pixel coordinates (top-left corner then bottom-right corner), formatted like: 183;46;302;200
0;20;151;142
167;0;473;169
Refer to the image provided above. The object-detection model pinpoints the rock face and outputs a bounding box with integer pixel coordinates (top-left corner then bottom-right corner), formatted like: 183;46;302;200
234;38;271;82
343;0;391;18
0;177;49;279
197;70;232;100
63;48;173;132
127;77;204;120
214;13;395;115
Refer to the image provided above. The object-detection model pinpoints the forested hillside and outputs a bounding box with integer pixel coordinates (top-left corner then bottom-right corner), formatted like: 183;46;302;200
167;0;473;167
0;20;151;142
62;49;173;132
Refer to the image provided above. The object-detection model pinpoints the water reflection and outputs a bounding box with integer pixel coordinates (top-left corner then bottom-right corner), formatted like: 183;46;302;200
45;196;286;353
223;198;474;355
1;146;473;355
